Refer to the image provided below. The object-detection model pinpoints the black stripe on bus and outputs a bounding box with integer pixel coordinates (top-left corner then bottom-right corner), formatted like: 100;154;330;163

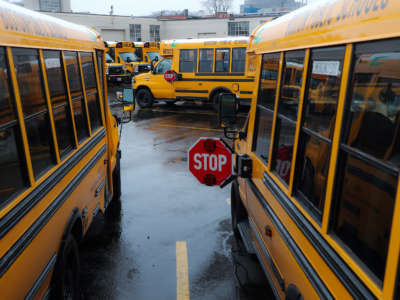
0;145;106;278
194;72;245;76
179;78;254;82
176;96;208;101
240;91;253;94
249;218;285;291
246;178;334;300
0;128;106;238
262;173;377;300
175;89;208;94
24;253;57;300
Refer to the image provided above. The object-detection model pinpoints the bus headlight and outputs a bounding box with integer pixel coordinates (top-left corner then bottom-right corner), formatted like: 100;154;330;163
122;65;127;72
134;65;139;73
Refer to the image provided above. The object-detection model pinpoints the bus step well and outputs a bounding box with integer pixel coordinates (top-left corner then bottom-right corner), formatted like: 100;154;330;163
237;220;256;255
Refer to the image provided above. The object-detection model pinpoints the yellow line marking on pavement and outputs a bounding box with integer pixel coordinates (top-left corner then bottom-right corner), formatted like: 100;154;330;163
157;124;223;132
226;198;231;205
176;241;190;300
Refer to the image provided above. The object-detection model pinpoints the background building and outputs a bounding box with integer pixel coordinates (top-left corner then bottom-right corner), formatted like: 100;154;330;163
6;0;302;42
241;0;303;14
24;0;71;12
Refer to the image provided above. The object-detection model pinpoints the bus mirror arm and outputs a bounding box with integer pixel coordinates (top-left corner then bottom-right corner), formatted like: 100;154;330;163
219;154;252;188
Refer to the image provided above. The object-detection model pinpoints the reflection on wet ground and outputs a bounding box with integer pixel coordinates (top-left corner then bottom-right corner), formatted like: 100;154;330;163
79;86;271;300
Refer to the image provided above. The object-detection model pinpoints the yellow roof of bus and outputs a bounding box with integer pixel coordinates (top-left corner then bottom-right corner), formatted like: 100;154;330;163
249;0;400;54
0;1;104;51
161;37;249;49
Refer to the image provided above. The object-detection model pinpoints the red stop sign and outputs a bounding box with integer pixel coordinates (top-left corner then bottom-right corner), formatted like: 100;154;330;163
188;138;233;186
164;70;176;82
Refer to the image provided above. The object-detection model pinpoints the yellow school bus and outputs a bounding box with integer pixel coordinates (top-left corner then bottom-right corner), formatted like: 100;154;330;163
104;41;160;84
218;0;400;299
131;41;161;75
104;41;132;84
133;37;255;108
0;2;130;299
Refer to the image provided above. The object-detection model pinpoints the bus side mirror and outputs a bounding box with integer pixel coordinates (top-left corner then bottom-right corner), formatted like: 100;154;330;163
218;93;238;127
218;93;242;140
116;89;135;122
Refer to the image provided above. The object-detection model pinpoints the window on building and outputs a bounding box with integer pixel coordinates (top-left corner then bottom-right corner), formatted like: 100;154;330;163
252;53;280;163
271;50;305;185
332;39;400;281
199;49;213;73
150;25;160;42
179;50;197;73
12;48;56;179
232;47;246;73
43;50;75;159
39;0;61;12
130;24;142;42
228;21;249;36
0;47;28;204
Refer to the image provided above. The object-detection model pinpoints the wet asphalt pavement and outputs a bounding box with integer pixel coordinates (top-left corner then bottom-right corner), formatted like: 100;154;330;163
78;85;272;300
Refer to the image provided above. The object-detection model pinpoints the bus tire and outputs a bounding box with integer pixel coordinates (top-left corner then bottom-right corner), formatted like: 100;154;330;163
136;88;153;108
51;234;80;300
231;180;247;239
112;149;121;202
165;100;176;106
212;92;221;111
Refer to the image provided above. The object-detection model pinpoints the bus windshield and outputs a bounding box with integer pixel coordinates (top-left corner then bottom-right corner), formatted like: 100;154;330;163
147;52;160;61
119;52;139;62
106;53;113;63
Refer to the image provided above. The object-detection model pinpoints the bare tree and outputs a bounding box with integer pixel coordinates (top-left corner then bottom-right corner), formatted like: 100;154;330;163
202;0;233;15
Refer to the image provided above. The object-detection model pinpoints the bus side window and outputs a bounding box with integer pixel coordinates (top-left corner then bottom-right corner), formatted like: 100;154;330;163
271;50;305;185
80;52;103;132
179;49;197;73
215;48;230;73
96;50;105;106
64;51;90;144
43;50;75;159
294;46;345;220
0;47;28;204
12;48;56;179
232;47;246;73
198;49;213;73
252;52;280;163
332;39;400;282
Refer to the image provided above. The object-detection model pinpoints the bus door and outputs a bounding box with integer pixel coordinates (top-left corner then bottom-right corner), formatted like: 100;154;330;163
149;58;174;99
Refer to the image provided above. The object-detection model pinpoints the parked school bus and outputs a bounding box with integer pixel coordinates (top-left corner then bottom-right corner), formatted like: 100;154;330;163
133;37;256;108
104;41;160;84
131;41;161;75
104;41;132;84
0;2;133;299
218;0;400;298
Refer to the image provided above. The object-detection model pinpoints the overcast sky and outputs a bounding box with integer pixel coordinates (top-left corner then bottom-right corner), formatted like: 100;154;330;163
71;0;320;16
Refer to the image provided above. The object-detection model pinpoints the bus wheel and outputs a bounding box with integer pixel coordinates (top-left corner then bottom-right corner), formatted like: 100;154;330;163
51;234;80;300
112;150;121;202
136;88;153;108
165;100;176;107
212;93;221;111
231;181;247;240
